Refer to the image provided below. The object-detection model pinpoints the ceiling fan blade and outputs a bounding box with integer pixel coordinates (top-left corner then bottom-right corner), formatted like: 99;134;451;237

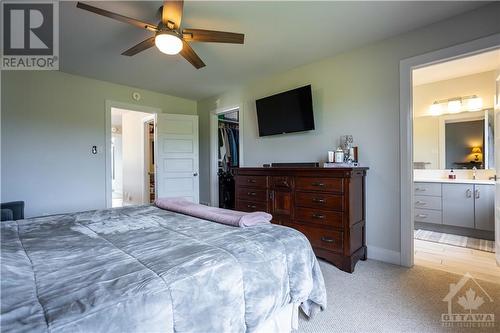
162;0;184;30
182;29;244;44
76;2;158;32
121;37;156;56
180;41;205;69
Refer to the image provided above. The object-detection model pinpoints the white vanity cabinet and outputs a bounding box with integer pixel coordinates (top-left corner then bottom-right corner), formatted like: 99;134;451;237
415;181;495;232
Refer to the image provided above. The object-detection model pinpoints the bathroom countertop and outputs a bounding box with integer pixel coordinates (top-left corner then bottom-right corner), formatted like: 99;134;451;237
414;178;496;185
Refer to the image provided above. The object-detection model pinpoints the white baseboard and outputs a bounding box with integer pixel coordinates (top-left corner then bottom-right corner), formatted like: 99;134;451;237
367;245;401;265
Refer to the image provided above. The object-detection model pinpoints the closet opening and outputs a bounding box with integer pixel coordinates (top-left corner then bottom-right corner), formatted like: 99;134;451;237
210;107;241;209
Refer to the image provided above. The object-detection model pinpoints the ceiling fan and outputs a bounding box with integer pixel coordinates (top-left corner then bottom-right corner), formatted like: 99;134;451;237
76;1;245;69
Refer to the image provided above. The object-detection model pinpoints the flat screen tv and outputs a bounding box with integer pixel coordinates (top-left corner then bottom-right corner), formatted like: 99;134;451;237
255;85;314;137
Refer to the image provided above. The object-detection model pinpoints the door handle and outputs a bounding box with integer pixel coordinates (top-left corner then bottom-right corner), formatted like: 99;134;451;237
416;214;428;218
475;189;480;199
415;201;427;205
193;172;198;176
466;189;472;198
415;187;426;191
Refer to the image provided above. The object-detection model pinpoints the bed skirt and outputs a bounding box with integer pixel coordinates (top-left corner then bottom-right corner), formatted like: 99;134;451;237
254;303;299;333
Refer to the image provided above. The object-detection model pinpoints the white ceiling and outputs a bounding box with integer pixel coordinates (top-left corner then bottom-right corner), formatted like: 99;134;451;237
60;1;487;100
413;49;500;86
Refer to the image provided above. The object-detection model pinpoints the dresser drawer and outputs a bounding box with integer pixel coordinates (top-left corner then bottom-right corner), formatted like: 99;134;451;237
294;207;343;228
295;192;343;211
237;188;268;202
414;195;442;211
295;177;343;193
236;200;268;213
271;176;292;189
414;182;441;197
237;175;268;188
287;222;343;253
414;208;442;224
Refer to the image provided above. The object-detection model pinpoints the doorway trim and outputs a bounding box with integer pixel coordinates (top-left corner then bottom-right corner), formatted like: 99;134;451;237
209;105;244;207
399;33;500;267
105;100;161;208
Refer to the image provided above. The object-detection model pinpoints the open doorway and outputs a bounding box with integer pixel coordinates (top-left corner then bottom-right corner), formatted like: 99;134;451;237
210;107;242;209
111;107;156;207
410;49;500;283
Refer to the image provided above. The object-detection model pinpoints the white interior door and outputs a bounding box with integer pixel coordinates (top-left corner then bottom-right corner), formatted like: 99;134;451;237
156;114;199;203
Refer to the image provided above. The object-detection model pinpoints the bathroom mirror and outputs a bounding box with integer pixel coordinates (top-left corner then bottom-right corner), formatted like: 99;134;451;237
413;109;495;170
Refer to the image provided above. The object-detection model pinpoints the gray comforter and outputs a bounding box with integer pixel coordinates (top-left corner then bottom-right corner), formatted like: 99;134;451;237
1;205;326;333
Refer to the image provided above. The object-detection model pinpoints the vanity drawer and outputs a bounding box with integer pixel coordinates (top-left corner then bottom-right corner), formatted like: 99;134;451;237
236;200;268;213
295;192;343;211
295;177;343;193
294;207;343;228
414;208;442;224
414;195;442;211
287;222;343;253
414;182;441;197
237;175;268;188
237;188;268;202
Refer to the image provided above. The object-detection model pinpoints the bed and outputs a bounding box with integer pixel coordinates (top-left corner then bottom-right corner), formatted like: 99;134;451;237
1;205;326;333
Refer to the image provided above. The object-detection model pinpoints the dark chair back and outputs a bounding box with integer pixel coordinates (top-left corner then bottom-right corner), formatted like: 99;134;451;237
1;201;25;221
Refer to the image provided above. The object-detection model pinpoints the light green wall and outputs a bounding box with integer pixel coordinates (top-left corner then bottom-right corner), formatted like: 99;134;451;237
197;3;500;258
1;70;196;217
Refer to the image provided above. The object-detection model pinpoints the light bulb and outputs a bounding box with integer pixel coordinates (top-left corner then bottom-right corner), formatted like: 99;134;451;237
155;33;183;55
428;103;443;116
467;96;483;111
447;100;462;114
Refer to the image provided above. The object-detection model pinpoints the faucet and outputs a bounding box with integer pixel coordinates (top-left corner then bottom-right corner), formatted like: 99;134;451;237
472;166;477;180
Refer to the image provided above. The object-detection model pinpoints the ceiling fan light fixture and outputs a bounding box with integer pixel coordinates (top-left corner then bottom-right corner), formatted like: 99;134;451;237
155;32;183;55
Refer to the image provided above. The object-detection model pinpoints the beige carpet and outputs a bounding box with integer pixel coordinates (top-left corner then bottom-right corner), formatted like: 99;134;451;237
298;259;500;333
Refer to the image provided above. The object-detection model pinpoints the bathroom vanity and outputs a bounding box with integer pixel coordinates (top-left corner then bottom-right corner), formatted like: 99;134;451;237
414;179;495;239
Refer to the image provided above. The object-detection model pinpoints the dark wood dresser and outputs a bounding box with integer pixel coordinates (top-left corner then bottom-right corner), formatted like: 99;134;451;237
234;167;368;273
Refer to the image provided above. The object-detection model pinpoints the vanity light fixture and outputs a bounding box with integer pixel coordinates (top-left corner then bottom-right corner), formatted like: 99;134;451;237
427;95;483;116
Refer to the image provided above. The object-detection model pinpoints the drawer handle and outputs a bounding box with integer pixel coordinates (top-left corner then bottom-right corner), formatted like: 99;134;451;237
247;179;257;183
312;213;326;219
415;187;426;191
416;214;428;218
247;192;257;196
312;182;325;187
247;204;256;209
415;201;427;205
321;236;335;243
312;198;326;203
